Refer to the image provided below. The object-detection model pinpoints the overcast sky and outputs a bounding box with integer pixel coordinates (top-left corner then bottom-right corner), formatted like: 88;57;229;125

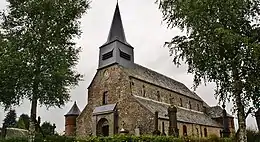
0;0;258;133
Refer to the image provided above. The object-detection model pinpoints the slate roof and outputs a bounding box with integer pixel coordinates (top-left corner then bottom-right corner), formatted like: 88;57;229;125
206;106;233;118
65;102;81;116
93;103;117;115
134;95;222;128
125;64;203;101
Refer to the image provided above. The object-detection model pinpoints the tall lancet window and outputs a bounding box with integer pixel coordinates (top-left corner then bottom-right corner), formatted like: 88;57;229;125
142;85;146;97
188;101;192;109
103;91;108;105
180;98;183;107
156;91;160;101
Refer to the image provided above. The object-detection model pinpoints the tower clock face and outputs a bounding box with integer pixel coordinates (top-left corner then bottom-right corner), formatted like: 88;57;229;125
104;70;110;79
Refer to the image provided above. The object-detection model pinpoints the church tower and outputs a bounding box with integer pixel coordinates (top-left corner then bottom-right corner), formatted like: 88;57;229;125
98;3;134;69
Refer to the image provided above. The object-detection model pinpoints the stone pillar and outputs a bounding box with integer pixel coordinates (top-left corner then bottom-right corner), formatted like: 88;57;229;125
256;109;260;131
153;111;161;135
222;105;230;137
168;105;178;137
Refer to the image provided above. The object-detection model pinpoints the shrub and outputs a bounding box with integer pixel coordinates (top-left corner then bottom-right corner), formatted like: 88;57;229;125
0;135;233;142
247;129;260;142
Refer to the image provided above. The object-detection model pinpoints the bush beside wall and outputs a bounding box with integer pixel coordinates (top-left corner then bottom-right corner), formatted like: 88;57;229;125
0;135;233;142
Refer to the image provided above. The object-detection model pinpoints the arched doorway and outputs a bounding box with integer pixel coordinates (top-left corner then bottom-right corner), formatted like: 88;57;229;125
97;118;109;136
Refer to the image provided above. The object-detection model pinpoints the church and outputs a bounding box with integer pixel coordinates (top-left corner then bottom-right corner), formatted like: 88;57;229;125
64;3;235;137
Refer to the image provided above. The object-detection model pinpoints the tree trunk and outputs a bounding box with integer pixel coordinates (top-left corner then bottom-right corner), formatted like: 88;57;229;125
235;94;247;142
233;68;247;142
29;95;37;142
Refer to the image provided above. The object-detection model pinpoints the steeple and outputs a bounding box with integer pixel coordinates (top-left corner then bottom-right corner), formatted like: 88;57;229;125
106;2;128;44
98;3;134;69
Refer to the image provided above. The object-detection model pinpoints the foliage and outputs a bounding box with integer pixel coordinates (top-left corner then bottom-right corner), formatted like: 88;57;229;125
0;0;89;109
16;114;30;130
40;121;55;136
247;129;260;142
3;109;17;128
0;135;234;142
0;0;89;134
157;0;260;112
157;0;260;141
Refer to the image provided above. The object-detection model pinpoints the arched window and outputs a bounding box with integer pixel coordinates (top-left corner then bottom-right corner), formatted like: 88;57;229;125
183;125;187;136
170;97;174;104
188;101;192;109
196;128;199;136
197;104;200;111
156;91;160;101
204;128;208;137
102;91;108;105
180;98;183;107
142;85;146;97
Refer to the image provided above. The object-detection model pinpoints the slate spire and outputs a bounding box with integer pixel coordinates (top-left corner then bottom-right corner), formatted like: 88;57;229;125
65;101;81;116
107;2;127;44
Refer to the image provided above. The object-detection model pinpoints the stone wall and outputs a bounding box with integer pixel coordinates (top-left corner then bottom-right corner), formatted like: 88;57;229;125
157;119;222;137
77;64;127;136
76;64;224;137
130;78;203;112
77;65;155;136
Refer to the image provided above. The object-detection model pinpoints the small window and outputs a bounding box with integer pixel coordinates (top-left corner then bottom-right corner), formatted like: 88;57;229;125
196;128;199;136
188;101;192;109
180;98;183;107
204;128;208;137
142;85;146;97
183;125;187;136
119;50;131;60
102;50;113;60
156;91;160;101
197;104;200;111
102;91;108;105
170;97;174;104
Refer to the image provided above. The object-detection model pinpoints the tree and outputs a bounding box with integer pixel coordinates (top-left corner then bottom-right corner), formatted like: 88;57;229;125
16;114;30;130
0;0;89;136
3;109;17;128
41;121;56;136
157;0;260;141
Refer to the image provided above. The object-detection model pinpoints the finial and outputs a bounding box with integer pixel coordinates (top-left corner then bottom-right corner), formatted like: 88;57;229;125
74;101;77;104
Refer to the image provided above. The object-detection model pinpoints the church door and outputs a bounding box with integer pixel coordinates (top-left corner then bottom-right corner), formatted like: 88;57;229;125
97;118;109;136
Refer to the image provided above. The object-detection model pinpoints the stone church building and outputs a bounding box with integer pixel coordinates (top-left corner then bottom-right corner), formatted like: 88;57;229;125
64;3;235;137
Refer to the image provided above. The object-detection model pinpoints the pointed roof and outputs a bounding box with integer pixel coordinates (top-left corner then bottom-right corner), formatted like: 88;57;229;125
106;3;128;44
65;101;81;116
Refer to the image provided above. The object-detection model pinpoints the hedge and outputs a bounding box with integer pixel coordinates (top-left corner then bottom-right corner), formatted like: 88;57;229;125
0;135;233;142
